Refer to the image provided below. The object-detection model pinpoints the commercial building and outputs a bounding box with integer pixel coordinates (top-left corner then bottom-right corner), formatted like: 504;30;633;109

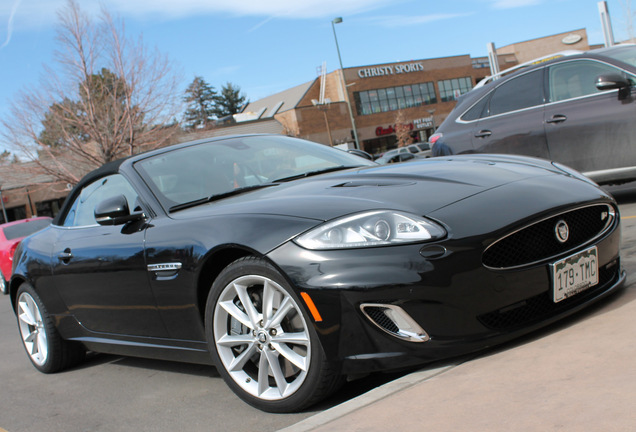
0;162;68;221
238;29;591;155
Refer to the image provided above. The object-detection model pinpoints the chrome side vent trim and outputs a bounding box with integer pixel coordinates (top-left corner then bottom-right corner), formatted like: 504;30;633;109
360;303;430;343
147;263;182;272
147;262;182;281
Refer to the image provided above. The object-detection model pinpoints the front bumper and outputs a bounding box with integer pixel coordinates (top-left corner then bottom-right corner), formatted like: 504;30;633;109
267;223;625;375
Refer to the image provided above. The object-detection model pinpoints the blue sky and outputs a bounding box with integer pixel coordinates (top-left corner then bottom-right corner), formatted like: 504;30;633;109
0;0;633;153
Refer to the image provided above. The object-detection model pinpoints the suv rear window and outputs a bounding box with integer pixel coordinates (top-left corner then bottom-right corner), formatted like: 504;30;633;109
488;69;544;116
461;96;489;121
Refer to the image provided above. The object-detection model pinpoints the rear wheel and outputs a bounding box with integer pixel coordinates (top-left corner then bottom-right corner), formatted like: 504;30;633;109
0;273;7;295
205;257;342;412
16;284;85;373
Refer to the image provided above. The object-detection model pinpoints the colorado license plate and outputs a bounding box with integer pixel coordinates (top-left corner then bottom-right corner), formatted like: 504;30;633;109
551;247;598;303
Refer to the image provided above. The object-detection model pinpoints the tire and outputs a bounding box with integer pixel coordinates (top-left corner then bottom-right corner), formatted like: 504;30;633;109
15;284;86;374
0;273;7;295
205;257;342;412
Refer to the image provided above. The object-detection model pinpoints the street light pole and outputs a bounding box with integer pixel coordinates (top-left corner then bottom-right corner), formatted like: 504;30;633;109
331;17;360;150
0;188;7;223
427;108;437;132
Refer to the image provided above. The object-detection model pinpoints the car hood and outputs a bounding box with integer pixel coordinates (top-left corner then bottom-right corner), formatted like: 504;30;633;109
172;155;571;222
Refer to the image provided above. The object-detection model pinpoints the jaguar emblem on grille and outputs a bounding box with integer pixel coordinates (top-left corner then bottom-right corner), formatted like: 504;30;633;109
555;220;569;243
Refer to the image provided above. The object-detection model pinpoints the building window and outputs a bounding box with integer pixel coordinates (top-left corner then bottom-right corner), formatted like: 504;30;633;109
36;198;66;219
354;82;437;116
438;77;473;102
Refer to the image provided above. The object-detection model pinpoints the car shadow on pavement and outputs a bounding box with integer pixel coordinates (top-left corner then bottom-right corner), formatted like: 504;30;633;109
76;351;421;414
73;352;220;378
471;283;634;362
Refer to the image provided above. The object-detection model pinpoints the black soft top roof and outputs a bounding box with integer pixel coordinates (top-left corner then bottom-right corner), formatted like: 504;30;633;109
52;157;128;225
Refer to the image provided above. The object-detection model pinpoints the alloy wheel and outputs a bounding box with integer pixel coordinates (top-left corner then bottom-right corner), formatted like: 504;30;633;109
213;274;311;401
17;292;49;366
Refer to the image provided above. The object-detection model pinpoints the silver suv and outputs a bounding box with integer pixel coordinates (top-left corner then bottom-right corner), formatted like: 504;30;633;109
430;45;636;185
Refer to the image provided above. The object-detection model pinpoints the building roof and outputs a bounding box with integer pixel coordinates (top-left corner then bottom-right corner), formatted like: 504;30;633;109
0;162;58;191
241;80;315;120
177;118;285;142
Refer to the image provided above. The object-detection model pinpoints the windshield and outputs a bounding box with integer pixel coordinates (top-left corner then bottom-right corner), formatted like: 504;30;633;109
601;45;636;69
134;135;374;211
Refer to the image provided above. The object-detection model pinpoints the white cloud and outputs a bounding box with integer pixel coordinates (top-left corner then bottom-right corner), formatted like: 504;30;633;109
210;65;241;78
362;13;472;28
489;0;542;9
109;0;395;19
1;0;25;49
0;0;402;30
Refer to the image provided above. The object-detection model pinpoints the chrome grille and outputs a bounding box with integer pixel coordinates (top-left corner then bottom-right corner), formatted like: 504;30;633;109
483;204;615;269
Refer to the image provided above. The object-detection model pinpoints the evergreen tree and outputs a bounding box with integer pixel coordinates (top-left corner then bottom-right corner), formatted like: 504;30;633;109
38;98;85;148
0;150;13;164
183;77;217;130
37;68;141;162
214;82;247;118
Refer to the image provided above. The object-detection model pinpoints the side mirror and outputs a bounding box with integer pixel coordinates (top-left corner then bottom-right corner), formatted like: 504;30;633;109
596;74;631;99
95;195;144;226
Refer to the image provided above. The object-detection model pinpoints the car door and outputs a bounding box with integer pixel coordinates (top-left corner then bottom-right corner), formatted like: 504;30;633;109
544;59;636;174
51;173;168;337
471;69;551;159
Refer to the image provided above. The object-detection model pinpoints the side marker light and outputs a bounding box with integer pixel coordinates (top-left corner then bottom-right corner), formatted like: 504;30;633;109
300;292;323;322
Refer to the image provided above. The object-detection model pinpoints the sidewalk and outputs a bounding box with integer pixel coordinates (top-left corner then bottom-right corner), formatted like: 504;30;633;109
282;278;636;432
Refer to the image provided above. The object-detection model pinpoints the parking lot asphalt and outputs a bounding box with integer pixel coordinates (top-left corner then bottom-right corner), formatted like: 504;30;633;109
281;199;636;432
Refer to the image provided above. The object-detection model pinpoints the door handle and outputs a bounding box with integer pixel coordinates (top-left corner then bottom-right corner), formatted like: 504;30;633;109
57;249;73;262
474;130;492;138
546;115;567;124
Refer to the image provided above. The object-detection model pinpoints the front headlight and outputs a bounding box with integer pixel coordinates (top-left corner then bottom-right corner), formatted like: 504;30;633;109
295;210;446;250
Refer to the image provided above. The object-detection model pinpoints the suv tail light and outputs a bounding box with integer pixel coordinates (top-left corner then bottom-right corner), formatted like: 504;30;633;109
429;133;443;145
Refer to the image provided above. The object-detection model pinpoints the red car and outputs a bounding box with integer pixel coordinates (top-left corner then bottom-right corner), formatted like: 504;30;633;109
0;217;52;294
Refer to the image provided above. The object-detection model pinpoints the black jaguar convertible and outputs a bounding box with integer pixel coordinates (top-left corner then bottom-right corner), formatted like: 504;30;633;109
9;135;625;412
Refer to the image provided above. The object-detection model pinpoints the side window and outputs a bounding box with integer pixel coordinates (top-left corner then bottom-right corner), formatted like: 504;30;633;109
488;69;544;116
62;174;138;227
548;60;628;102
461;96;489;121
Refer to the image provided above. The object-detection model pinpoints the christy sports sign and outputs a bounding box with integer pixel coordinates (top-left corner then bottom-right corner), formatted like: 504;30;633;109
357;62;424;79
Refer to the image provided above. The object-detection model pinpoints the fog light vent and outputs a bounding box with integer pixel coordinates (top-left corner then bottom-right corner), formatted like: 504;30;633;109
360;303;430;343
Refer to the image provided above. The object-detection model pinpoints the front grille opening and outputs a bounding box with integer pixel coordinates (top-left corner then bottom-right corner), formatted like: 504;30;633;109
483;204;615;269
478;259;620;330
360;303;430;343
364;306;400;334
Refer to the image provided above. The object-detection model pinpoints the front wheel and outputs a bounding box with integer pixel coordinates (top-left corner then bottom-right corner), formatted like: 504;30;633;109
205;257;342;412
16;284;85;373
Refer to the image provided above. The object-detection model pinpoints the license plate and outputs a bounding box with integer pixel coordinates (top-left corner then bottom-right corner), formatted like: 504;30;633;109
551;247;598;303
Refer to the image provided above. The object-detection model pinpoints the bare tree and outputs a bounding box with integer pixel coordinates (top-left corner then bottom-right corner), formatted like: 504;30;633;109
1;0;182;185
394;110;413;148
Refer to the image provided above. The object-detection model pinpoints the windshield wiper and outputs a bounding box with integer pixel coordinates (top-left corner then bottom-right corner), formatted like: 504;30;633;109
272;165;358;183
169;183;277;212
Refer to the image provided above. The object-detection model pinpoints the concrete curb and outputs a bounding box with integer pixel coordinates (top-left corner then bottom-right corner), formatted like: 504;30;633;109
278;363;461;432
